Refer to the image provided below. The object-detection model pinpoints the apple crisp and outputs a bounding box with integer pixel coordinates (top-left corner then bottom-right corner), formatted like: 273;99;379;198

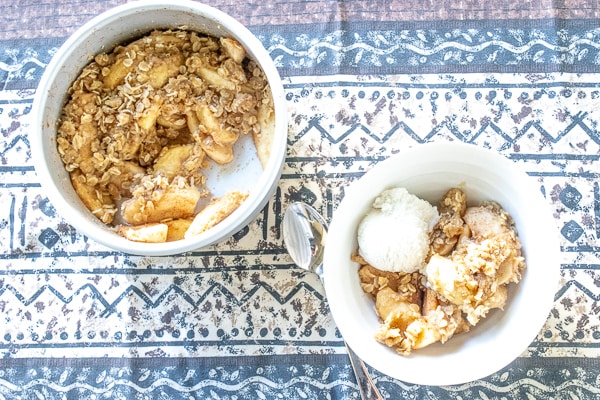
56;29;275;242
356;188;525;355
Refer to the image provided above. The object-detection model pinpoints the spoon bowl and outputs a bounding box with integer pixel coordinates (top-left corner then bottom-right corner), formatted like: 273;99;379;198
282;202;327;276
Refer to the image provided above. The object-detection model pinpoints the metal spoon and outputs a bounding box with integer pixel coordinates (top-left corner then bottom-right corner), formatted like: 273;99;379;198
283;202;384;400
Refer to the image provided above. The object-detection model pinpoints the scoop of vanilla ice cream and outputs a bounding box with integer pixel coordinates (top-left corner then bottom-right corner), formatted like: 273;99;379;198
357;187;438;273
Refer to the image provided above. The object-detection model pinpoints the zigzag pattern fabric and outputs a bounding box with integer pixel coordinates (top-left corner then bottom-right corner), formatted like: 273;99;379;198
0;18;599;399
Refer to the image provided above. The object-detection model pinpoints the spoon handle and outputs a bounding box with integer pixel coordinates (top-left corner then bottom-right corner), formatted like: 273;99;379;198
282;203;382;399
346;342;384;400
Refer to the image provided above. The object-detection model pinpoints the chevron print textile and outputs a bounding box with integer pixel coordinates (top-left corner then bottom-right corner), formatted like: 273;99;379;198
0;1;599;399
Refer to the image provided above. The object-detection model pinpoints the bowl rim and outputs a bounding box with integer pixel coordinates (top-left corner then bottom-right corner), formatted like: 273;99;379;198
31;0;287;255
323;142;561;385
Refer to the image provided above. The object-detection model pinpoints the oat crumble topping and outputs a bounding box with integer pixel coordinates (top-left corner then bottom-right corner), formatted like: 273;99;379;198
57;30;274;242
355;188;525;355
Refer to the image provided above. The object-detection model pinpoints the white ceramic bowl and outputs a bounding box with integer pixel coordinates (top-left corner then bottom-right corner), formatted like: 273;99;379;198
31;0;287;256
323;142;560;386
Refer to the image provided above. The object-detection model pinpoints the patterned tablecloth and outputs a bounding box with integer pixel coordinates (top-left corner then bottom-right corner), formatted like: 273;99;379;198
1;0;599;398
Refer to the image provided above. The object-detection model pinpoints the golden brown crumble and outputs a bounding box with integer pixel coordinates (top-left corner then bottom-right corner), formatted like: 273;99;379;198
355;188;524;355
57;30;275;242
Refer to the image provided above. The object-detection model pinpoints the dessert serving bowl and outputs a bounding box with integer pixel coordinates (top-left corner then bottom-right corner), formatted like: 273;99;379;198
323;142;560;385
32;0;287;256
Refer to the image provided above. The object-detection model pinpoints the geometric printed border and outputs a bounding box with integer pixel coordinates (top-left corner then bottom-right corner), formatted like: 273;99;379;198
0;356;599;399
5;19;600;91
263;19;600;75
